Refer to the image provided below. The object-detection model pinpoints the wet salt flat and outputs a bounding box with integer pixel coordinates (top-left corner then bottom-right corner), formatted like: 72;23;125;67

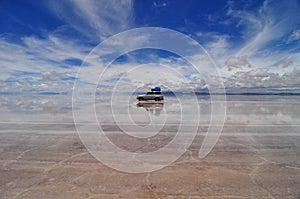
0;94;300;198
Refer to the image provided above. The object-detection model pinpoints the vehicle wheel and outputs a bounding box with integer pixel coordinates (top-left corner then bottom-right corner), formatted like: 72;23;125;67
155;97;160;101
138;97;143;101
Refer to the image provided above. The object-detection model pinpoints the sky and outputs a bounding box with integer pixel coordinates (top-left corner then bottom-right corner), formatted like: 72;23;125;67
1;0;300;93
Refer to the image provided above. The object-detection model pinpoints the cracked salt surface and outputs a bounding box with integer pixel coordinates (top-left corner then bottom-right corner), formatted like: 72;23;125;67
0;95;299;198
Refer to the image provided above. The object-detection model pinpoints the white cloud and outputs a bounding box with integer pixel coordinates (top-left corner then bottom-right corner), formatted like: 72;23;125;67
204;0;300;89
226;6;263;39
272;60;294;68
204;35;231;61
288;29;300;42
0;70;74;93
22;35;89;63
153;1;168;8
225;68;300;88
112;64;186;92
0;34;90;92
1;0;300;93
226;0;300;57
224;56;251;71
47;0;134;41
0;35;88;76
41;71;69;81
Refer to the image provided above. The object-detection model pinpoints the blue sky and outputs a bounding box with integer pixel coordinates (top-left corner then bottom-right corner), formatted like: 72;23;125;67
1;0;300;93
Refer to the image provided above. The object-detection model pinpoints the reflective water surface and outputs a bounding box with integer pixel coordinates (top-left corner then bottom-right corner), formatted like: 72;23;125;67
0;94;299;198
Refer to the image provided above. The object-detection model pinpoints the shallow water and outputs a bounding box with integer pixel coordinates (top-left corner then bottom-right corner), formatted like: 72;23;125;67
0;94;299;198
1;94;299;126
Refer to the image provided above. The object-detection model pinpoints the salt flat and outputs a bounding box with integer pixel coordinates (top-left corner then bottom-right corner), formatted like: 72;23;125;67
0;95;299;198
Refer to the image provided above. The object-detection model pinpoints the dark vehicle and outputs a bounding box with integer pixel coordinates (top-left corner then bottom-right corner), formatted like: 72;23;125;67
136;87;164;101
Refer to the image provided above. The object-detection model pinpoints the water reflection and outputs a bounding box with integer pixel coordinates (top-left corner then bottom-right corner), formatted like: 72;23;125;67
136;101;164;116
0;95;72;113
0;94;299;125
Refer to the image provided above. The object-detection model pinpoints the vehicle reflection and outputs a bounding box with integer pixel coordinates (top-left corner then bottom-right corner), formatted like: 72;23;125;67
136;101;164;116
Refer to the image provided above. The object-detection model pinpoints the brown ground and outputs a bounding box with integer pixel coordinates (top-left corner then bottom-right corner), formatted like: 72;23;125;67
0;125;299;199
